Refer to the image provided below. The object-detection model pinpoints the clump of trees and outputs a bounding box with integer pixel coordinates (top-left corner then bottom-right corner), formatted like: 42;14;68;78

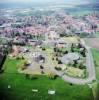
53;47;69;59
16;56;25;60
71;43;86;57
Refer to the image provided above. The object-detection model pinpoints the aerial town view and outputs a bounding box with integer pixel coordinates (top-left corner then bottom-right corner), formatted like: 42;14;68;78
0;0;99;100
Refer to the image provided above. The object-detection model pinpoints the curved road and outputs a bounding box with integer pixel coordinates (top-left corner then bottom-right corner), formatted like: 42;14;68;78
52;39;96;85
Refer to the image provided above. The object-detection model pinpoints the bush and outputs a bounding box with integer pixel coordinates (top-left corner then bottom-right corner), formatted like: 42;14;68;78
52;58;54;60
56;58;58;61
79;64;86;69
56;67;62;71
42;48;46;51
80;50;86;57
48;72;58;80
16;56;20;60
0;69;4;73
26;74;38;80
16;56;24;60
41;70;45;74
29;74;38;80
58;60;62;64
21;65;27;70
67;62;73;66
63;51;68;54
25;74;30;79
56;54;58;57
22;56;25;60
40;65;44;69
94;60;98;67
54;48;57;52
71;48;74;52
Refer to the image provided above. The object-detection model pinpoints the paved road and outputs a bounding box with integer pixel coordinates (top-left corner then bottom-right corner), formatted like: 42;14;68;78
21;39;96;85
52;39;96;85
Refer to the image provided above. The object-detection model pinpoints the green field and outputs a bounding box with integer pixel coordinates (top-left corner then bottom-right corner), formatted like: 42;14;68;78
96;32;99;37
91;48;99;99
91;48;99;80
0;57;93;100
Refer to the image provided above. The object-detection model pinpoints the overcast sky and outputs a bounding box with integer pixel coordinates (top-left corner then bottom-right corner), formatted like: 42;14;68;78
0;0;94;4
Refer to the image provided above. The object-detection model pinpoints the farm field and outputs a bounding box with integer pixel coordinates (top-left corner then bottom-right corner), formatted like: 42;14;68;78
84;38;99;49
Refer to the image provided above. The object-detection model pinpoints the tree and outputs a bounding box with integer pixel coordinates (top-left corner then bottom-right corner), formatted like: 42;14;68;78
16;56;20;60
71;44;74;52
40;65;44;69
56;58;58;61
52;58;54;60
77;43;82;48
54;47;57;52
55;66;62;71
80;50;86;57
41;70;44;74
42;47;46;51
58;60;62;64
63;50;68;54
73;60;78;67
79;63;85;69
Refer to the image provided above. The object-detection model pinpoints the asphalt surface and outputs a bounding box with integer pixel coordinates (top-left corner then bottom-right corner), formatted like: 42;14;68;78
52;39;96;85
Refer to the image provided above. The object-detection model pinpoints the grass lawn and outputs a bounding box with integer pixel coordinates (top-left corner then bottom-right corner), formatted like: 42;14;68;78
61;37;79;43
95;32;99;37
65;67;85;78
91;48;99;99
91;48;99;80
0;57;93;100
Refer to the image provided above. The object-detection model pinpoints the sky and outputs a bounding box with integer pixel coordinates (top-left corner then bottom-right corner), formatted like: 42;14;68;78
0;0;98;8
0;0;95;4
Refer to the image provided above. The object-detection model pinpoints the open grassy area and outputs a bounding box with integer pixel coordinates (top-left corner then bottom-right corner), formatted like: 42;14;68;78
65;67;85;78
91;48;99;99
91;48;99;80
0;57;93;100
61;36;79;43
95;32;99;37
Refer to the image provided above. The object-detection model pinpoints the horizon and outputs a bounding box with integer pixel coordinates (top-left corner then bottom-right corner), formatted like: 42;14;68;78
0;0;97;5
0;0;98;9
